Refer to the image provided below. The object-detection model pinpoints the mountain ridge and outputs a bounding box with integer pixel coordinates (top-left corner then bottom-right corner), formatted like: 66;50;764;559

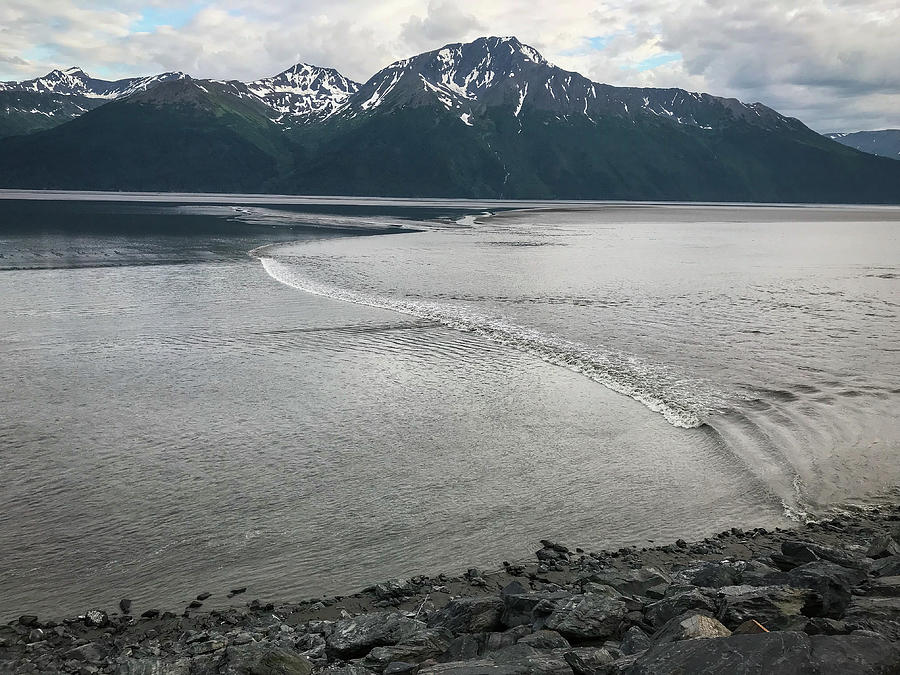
1;36;898;202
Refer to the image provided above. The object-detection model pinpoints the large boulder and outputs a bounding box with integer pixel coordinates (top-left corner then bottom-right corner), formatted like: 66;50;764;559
428;597;503;634
501;591;571;628
868;535;900;559
563;647;616;674
222;643;313;675
645;588;717;627
772;541;866;572
843;596;900;640
871;556;900;577
517;630;571;649
716;585;814;631
622;631;900;674
779;561;866;618
326;613;425;658
582;568;671;598
543;594;627;640
651;613;731;644
363;628;454;673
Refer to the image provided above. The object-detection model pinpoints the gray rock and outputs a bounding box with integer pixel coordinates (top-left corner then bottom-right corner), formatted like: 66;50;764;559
383;663;420;674
319;666;376;675
501;591;570;628
65;642;105;663
222;643;313;674
364;628;454;672
327;612;425;658
427;597;503;634
868;535;900;559
622;631;900;674
773;541;866;572
619;626;651;655
18;615;39;627
563;647;615;674
869;575;900;597
483;626;532;653
645;588;717;627
119;599;132;614
517;630;570;649
778;560;865;618
716;585;814;631
543;594;627;640
871;555;900;577
83;608;109;627
651;613;731;644
843;595;900;640
114;659;190;674
583;568;671;598
687;562;742;589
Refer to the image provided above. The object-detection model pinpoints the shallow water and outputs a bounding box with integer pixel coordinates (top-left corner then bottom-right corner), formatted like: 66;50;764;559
0;198;898;620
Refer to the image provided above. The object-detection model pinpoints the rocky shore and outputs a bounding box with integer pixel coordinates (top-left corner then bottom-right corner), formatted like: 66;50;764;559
4;504;900;674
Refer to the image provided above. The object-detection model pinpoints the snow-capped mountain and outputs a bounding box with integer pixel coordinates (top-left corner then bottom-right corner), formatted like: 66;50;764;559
826;130;900;160
0;67;186;99
334;36;799;133
246;64;359;125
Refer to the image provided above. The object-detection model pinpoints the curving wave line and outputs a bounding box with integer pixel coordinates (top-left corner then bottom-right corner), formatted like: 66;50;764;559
254;252;734;429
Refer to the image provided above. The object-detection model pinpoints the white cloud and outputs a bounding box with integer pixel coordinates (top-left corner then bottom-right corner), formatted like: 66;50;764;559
0;0;897;131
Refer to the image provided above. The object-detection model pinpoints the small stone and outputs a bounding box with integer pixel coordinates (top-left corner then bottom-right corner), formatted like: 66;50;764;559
119;599;132;614
18;615;39;627
83;609;109;628
140;609;160;619
188;600;203;609
676;539;688;549
196;592;211;601
229;587;247;597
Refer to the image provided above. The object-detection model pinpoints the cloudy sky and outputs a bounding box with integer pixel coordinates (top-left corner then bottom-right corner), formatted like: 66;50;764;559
1;0;897;132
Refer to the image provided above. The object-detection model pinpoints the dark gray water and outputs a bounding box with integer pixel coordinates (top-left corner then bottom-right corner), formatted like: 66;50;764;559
1;198;898;621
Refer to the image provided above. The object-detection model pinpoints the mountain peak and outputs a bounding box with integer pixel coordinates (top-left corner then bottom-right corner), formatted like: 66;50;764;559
246;63;360;125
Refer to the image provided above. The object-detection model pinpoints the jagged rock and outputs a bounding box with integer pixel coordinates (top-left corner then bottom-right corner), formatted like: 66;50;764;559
364;628;453;672
65;642;105;663
803;618;850;635
501;581;528;596
868;535;900;559
843;596;900;640
623;631;900;674
775;560;866;618
870;575;900;597
772;541;866;572
327;612;425;658
716;585;813;631
651;613;731;644
645;588;716;627
222;643;312;674
319;666;376;675
440;634;480;662
427;597;503;634
140;610;160;619
114;659;190;674
563;647;615;674
738;560;781;586
541;540;570;553
582;568;671;598
119;599;132;614
619;626;651;655
482;626;532;653
367;579;419;601
871;556;900;577
501;590;570;628
18;615;39;627
517;630;570;649
543;594;627;640
686;562;742;589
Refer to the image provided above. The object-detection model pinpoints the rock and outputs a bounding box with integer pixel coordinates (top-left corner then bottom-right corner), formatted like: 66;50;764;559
843;596;900;640
119;599;132;614
326;612;425;658
517;630;570;649
501;581;528;596
771;541;820;570
619;626;651;655
140;609;160;619
803;618;849;635
870;575;900;597
483;626;532;653
651;613;731;644
419;659;519;674
319;666;376;675
197;592;212;601
18;615;39;627
540;540;570;554
368;579;419;601
83;609;110;628
543;594;627;640
188;601;204;609
427;597;503;634
687;562;742;589
732;620;769;635
440;634;480;662
563;647;615;674
867;535;900;559
675;539;687;549
222;643;312;675
501;590;570;628
115;658;190;674
65;642;105;664
716;585;814;631
623;631;900;674
363;628;453;672
583;568;671;598
645;588;717;627
764;560;866;619
871;556;900;577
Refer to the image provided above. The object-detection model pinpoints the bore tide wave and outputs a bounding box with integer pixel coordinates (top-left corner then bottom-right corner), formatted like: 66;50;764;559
257;254;729;429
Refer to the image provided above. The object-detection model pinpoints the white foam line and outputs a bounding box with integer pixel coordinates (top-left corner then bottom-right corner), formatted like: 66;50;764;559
257;255;705;429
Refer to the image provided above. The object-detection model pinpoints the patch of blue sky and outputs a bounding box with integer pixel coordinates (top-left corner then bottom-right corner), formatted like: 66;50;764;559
559;34;617;56
634;52;682;71
131;3;205;32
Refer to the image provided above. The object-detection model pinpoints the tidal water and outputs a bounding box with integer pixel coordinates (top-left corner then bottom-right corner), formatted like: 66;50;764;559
1;197;898;620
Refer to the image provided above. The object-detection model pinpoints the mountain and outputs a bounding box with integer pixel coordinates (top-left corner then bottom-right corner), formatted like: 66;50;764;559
826;130;900;160
1;36;898;202
0;67;186;138
246;64;359;126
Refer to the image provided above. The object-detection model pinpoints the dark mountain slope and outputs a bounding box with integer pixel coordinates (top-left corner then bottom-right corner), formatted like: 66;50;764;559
0;79;292;193
826;130;900;161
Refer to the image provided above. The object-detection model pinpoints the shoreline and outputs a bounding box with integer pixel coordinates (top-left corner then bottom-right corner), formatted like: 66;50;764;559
4;503;900;673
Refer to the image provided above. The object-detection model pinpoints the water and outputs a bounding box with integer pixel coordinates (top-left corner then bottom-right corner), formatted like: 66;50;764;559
0;197;898;620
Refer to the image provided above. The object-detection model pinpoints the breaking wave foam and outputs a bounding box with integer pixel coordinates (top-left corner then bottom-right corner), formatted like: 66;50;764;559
257;254;725;429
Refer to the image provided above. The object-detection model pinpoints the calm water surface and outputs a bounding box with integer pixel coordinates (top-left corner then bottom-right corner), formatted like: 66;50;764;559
1;198;898;620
